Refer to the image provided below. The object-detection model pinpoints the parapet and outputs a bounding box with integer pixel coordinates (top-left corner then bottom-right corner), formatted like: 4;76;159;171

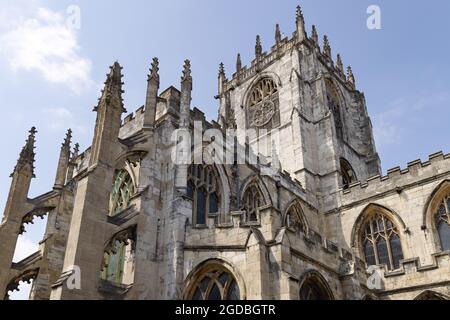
342;151;450;197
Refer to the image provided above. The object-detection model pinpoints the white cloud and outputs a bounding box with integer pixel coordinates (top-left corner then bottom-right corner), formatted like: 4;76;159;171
42;107;87;135
0;4;93;94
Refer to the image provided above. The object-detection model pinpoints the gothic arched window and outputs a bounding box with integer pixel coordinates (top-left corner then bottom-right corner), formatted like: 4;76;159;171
435;194;450;251
188;266;240;301
326;80;344;139
101;228;136;285
340;158;357;189
109;169;135;216
246;78;280;130
187;165;220;225
362;213;404;270
241;183;264;223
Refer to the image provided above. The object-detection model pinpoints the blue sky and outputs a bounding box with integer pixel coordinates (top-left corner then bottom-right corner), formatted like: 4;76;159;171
0;0;449;298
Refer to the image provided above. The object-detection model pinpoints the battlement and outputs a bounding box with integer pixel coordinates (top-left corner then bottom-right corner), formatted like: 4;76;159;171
224;17;354;93
343;151;450;195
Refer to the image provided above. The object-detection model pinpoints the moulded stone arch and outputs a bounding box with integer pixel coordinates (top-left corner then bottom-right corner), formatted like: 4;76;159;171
187;162;230;222
324;77;348;139
422;179;450;253
414;290;449;300
244;227;267;247
241;71;283;108
20;206;55;235
4;268;39;300
202;150;232;216
351;203;407;249
422;179;450;228
283;199;309;234
340;157;358;189
239;174;273;208
298;269;335;300
183;258;247;300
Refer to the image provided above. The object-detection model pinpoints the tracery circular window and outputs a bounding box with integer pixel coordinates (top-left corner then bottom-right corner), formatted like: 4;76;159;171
246;78;279;129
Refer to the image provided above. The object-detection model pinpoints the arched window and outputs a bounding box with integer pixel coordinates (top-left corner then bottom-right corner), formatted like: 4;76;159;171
188;266;240;300
246;78;280;129
435;194;450;251
187;165;220;225
362;213;404;270
340;158;357;189
101;228;136;285
109;169;135;216
285;202;306;233
326;79;344;139
299;272;333;300
241;183;264;223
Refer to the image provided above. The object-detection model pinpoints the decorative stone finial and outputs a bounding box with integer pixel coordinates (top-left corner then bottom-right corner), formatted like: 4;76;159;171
94;61;125;113
323;35;331;58
296;5;306;41
236;53;242;73
11;127;37;177
347;66;356;89
255;35;262;58
336;54;344;73
311;25;319;44
181;59;192;92
63;129;72;149
72;143;80;160
275;24;282;44
148;57;160;82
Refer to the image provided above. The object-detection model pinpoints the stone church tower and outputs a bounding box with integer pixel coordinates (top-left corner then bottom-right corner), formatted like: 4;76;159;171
1;6;449;300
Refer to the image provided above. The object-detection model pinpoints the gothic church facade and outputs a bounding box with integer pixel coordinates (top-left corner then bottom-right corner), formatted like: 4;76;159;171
1;6;449;300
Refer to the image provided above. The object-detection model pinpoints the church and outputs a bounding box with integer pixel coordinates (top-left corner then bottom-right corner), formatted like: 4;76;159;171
0;6;449;300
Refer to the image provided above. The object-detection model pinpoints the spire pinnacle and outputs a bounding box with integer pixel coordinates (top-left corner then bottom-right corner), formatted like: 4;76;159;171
94;61;125;113
323;35;331;58
219;62;225;76
275;24;282;44
181;59;192;91
63;129;72;149
11;127;37;177
347;66;356;89
296;6;304;24
336;54;344;73
72;143;80;160
236;53;242;73
148;57;160;82
255;35;262;58
311;25;318;44
296;5;306;41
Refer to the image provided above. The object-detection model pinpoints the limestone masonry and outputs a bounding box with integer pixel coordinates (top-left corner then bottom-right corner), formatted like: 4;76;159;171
1;6;449;300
